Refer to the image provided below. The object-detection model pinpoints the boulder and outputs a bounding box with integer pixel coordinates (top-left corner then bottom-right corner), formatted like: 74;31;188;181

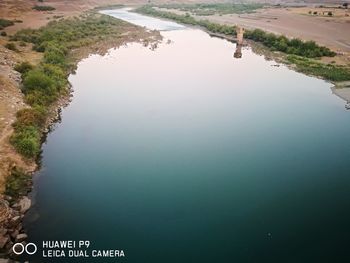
10;230;19;240
15;233;27;243
0;235;9;249
8;216;20;228
18;197;31;214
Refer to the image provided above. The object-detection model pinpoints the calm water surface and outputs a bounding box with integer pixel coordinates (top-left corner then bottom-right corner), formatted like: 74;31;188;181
25;9;350;263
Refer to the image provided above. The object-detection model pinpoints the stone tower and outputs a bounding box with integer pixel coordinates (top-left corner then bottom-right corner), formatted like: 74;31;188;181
236;26;245;45
234;26;245;59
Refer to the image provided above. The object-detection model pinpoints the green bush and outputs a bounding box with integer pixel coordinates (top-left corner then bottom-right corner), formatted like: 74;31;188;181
10;126;41;158
14;61;34;74
32;5;56;11
5;168;31;199
1;31;7;36
5;42;18;51
245;29;336;58
43;42;67;65
0;18;14;30
22;69;55;94
14;107;47;129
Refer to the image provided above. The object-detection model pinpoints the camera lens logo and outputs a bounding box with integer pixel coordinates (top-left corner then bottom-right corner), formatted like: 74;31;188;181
12;243;37;255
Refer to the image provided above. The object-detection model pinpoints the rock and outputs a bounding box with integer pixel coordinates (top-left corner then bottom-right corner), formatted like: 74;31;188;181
9;216;20;228
0;228;7;236
18;197;31;214
0;235;9;249
15;233;27;242
15;223;22;232
10;230;19;240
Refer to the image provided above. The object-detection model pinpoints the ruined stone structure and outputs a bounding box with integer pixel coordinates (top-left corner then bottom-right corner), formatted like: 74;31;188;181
236;27;245;45
234;26;245;59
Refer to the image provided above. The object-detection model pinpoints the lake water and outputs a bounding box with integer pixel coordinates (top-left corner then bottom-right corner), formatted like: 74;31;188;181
24;9;350;263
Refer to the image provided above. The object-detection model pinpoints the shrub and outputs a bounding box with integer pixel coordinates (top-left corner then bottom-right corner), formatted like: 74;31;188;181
14;107;47;129
244;29;336;58
5;42;18;51
1;31;6;36
5;168;31;199
32;5;56;11
14;61;34;74
22;69;55;94
43;42;67;65
10;126;41;158
327;11;333;16
0;18;14;30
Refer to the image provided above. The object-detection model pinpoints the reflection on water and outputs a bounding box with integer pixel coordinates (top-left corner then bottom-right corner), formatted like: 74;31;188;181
25;9;350;263
234;44;243;58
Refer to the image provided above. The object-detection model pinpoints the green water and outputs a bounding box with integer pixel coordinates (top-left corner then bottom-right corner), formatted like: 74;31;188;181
24;10;350;263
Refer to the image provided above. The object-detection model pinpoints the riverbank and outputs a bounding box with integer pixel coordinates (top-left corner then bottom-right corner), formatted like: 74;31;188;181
0;9;161;259
134;5;350;83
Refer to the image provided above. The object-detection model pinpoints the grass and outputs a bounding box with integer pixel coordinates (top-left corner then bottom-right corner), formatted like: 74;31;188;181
286;55;350;81
10;13;133;159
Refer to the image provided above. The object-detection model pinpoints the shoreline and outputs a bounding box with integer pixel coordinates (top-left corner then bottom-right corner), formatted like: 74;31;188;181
132;6;350;106
0;10;162;260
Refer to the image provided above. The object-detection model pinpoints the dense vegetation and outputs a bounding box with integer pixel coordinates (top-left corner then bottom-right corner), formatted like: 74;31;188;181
158;3;264;16
32;5;56;11
287;55;350;81
10;14;129;158
0;18;14;30
245;29;336;58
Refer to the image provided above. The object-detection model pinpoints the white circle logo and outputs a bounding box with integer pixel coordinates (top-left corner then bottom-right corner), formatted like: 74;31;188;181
12;243;37;255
